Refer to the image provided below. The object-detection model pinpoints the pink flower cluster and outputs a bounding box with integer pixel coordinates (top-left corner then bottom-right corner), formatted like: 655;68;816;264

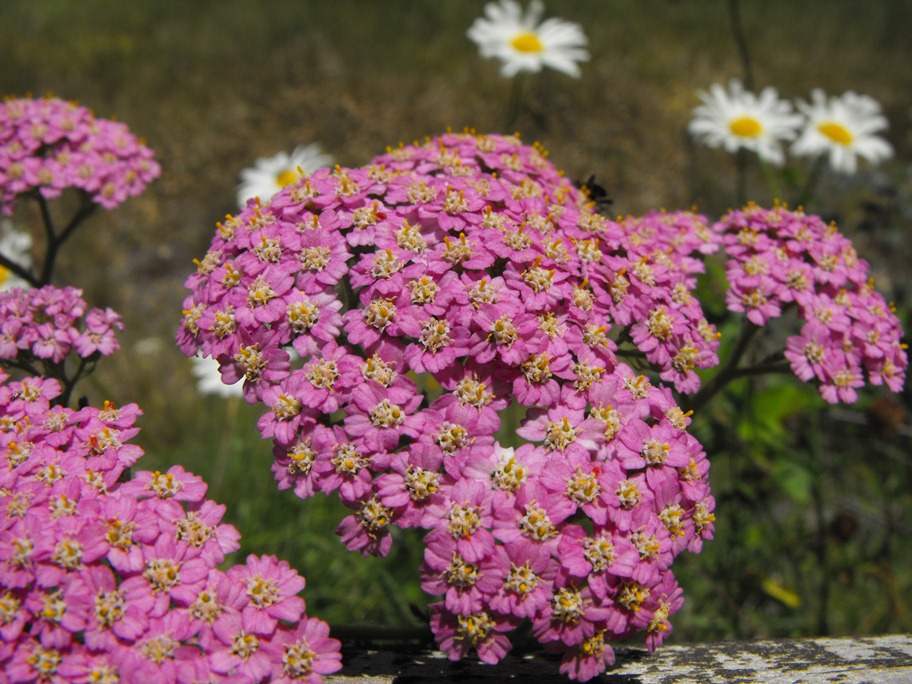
0;96;160;214
178;131;721;679
0;285;123;367
716;204;907;403
0;372;342;683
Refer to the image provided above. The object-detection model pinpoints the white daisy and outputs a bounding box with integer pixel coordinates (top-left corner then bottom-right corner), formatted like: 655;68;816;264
467;0;589;78
237;143;333;207
688;79;803;166
191;354;243;399
0;220;33;292
791;89;893;175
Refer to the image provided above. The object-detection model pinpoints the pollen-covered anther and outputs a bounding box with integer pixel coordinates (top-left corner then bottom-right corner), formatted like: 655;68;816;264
305;359;339;390
419;317;452;353
445;553;480;589
144;558;181;593
272;393;302;421
641;438;671;466
287;299;320;333
488;315;518;347
616;580;650;613
504;561;539;596
369;399;405;429
519;501;558;541
544;417;578;451
616;478;641;509
456;612;495;645
447;501;482;540
659;504;686;537
522;259;554;293
647;308;674;340
246;574;281;608
299;246;331;272
444;187;469;215
521;353;553;384
332;444;369;476
408;276;439;305
364;297;397;331
455;375;494;409
371;249;402;279
566;467;600;505
583;536;616;572
435;423;472;453
404;465;439;502
490;454;526;492
442;233;473;265
551;586;585;624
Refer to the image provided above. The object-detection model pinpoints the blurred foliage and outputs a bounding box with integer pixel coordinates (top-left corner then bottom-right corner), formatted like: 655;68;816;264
1;0;910;644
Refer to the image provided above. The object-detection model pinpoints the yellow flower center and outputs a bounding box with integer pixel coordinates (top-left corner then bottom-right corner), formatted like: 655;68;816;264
275;168;300;187
511;31;544;53
817;121;854;146
729;116;763;138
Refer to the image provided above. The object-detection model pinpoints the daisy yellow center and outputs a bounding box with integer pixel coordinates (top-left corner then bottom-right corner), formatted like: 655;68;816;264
511;31;544;53
275;168;300;187
729;116;763;138
817;121;854;146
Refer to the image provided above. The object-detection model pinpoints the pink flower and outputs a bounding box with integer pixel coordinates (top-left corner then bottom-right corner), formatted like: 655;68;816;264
430;602;517;665
269;617;343;683
226;554;306;635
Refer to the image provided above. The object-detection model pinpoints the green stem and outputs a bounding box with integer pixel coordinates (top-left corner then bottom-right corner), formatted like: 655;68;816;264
684;318;759;413
795;156;826;209
727;0;755;90
504;75;525;133
735;149;748;207
760;160;782;204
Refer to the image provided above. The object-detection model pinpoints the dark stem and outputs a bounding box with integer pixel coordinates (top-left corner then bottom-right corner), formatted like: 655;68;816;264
728;0;754;90
684;318;759;413
0;251;40;288
38;191;97;285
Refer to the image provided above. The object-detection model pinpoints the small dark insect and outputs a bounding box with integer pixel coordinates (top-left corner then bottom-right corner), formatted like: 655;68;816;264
574;174;614;212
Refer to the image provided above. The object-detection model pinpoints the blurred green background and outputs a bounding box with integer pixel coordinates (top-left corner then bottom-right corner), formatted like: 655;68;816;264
2;0;910;645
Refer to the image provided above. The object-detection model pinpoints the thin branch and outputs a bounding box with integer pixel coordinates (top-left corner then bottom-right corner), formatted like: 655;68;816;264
684;318;759;413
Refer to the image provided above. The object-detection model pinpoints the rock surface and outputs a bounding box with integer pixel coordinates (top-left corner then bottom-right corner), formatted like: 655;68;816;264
328;634;912;683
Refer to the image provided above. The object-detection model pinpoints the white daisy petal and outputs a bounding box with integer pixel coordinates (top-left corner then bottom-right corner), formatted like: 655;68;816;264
792;89;893;174
236;143;333;207
688;78;803;166
0;220;33;292
467;0;589;79
191;354;244;399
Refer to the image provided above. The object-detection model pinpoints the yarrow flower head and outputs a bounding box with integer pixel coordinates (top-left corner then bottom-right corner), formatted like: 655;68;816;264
791;89;893;175
237;144;334;207
688;79;803;166
467;0;590;78
0;95;160;214
180;130;724;680
0;285;123;376
0;369;341;683
715;203;907;402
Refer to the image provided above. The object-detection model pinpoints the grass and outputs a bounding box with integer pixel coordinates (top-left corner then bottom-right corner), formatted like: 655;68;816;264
2;0;911;645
